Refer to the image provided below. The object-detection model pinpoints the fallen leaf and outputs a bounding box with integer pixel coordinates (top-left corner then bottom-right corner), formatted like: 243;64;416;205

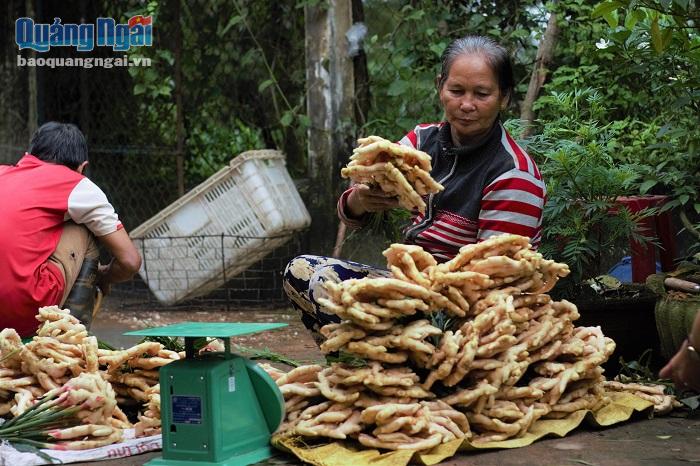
554;441;584;451
681;394;700;410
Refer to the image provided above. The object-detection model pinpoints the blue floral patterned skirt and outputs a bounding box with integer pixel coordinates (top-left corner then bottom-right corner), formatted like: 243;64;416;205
282;255;389;345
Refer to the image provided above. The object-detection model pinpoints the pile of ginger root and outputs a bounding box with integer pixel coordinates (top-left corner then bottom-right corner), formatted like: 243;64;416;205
0;306;181;449
267;234;642;451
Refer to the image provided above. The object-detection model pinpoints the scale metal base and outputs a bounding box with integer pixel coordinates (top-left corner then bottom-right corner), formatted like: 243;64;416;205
124;322;287;466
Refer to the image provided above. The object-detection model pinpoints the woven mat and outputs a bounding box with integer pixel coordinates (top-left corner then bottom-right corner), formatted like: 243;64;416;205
272;392;653;466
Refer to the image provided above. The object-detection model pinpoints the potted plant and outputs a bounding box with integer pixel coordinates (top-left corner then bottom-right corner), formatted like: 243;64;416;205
517;88;664;373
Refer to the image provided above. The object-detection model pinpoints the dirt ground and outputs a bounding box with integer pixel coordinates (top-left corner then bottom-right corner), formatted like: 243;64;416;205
92;300;324;363
79;300;700;466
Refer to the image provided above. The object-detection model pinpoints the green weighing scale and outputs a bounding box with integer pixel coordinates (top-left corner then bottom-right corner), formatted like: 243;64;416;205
124;322;287;466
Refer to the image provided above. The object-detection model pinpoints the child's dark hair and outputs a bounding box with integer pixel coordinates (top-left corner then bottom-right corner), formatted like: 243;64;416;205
29;122;88;170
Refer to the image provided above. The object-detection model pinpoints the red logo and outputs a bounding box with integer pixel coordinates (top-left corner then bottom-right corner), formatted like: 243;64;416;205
128;15;152;28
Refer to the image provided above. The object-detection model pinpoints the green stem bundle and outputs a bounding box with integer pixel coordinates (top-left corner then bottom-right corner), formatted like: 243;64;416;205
0;390;80;444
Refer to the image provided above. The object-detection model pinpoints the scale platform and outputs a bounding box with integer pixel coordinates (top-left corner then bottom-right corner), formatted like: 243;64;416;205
125;322;288;466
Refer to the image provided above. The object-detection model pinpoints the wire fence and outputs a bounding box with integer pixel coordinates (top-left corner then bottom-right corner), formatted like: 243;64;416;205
111;232;304;310
0;0;308;309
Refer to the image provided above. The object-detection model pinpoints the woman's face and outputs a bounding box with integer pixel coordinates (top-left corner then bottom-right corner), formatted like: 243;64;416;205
439;53;507;146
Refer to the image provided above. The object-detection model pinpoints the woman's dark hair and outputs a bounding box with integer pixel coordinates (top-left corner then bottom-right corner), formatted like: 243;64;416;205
438;36;515;104
28;122;88;170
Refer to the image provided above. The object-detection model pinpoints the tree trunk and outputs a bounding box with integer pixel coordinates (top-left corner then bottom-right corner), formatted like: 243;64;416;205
173;0;185;196
331;0;368;258
519;7;559;138
305;0;354;255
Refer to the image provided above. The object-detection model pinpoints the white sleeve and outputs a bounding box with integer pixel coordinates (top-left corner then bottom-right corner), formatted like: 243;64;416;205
67;178;122;237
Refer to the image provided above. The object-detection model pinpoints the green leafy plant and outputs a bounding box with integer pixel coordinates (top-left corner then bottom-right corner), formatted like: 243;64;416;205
119;0;307;182
367;209;413;243
141;335;185;352
541;0;700;257
185;107;264;185
617;349;663;384
592;0;700;247
96;338;116;351
429;311;453;346
524;88;656;281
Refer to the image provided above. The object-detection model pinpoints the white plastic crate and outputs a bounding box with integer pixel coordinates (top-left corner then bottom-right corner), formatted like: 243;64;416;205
129;150;311;305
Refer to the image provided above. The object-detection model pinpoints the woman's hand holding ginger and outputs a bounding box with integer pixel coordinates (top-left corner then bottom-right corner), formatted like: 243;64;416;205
346;184;400;218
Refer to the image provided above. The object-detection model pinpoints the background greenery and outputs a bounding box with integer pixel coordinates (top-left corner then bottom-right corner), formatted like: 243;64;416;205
4;0;696;279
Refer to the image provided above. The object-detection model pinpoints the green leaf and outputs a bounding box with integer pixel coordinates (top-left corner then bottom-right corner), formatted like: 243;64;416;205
325;351;367;367
624;9;643;29
158;49;174;66
640;179;657;193
143;67;157;83
10;442;59;464
611;29;631;43
679;194;689;205
258;79;274;93
650;15;664;53
673;0;689;8
280;111;294;127
656;123;672;137
133;84;146;95
672;95;692;109
297;114;311;128
429;43;445;57
234;344;303;367
603;10;619;27
221;15;242;36
406;9;425;20
387;79;409;97
694;203;700;214
96;338;116;351
662;27;673;50
142;336;184;351
592;1;623;19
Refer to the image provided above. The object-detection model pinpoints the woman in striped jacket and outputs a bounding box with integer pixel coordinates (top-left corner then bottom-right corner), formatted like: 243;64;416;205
284;36;545;344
